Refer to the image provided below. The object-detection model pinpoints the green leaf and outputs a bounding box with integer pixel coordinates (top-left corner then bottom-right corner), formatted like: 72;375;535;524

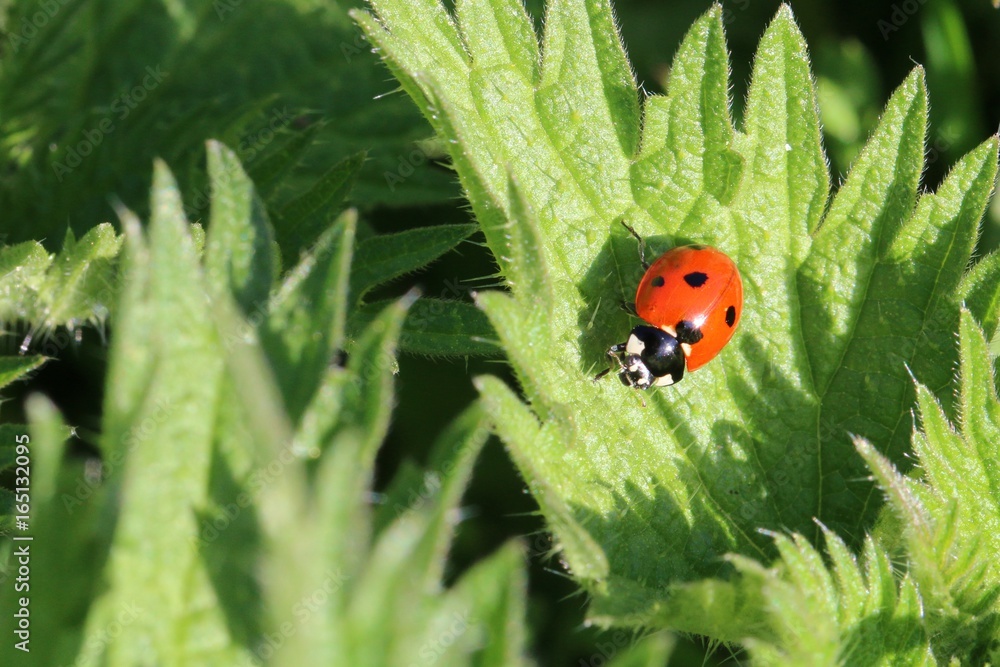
351;298;502;357
0;223;121;340
245;123;324;199
267;398;530;667
0;355;46;389
359;0;1000;647
204;139;277;311
961;250;1000;343
605;632;673;667
274;151;366;266
38;223;123;328
814;134;998;533
633;5;744;210
339;403;495;667
261;210;356;423
0;241;50;321
475;373;609;584
350;223;477;303
799;69;925;391
442;541;531;667
255;293;417;666
84;161;247;666
644;528;932;665
13;136;529;667
852;310;1000;663
341;291;417;458
0;0;460;246
0;224;120;350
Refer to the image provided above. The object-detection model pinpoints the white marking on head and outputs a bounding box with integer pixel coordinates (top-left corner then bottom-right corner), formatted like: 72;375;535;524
661;324;677;337
680;342;692;357
625;333;645;356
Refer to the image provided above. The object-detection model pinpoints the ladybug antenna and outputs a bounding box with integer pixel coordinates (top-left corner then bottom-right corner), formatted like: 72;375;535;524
620;220;649;269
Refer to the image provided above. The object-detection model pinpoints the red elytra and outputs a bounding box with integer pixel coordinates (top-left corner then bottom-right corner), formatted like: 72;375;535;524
634;245;743;371
600;226;744;390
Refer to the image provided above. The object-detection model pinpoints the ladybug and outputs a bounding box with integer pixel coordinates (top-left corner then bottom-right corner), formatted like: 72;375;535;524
599;222;742;389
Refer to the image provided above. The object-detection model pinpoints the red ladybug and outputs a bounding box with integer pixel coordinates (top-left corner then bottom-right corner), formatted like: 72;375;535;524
600;222;742;389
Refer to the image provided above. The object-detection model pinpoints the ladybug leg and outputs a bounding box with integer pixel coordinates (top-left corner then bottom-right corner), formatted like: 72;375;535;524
593;367;612;381
620;220;649;269
619;301;638;316
594;342;627;382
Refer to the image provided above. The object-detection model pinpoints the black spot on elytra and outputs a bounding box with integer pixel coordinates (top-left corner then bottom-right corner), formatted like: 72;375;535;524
683;271;708;287
725;305;736;327
675;320;704;344
651;275;665;287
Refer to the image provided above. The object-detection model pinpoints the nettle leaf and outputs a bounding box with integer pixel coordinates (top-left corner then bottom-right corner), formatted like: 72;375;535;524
352;298;502;357
358;0;1000;642
0;0;460;246
23;146;529;667
961;249;1000;349
350;223;477;304
261;210;356;424
854;310;1000;663
0;240;50;321
246;123;325;200
37;224;122;329
0;223;120;355
347;222;500;358
0;355;46;389
658;529;933;665
273;151;367;268
82;163;247;666
204;139;277;311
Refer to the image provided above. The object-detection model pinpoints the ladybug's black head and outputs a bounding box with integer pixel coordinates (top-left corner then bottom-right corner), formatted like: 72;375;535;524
616;325;686;389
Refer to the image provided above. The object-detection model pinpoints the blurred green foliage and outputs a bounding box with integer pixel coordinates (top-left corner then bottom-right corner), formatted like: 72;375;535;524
0;0;998;665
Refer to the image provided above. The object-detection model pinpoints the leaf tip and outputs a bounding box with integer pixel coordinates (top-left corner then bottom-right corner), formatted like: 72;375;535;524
400;285;422;309
851;434;876;460
902;65;928;96
775;3;795;20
